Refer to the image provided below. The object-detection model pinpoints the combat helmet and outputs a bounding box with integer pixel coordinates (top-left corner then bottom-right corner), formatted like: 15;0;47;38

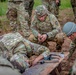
62;22;76;36
35;5;49;16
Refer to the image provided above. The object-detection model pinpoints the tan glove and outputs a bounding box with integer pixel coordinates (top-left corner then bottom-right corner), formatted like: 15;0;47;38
54;32;66;44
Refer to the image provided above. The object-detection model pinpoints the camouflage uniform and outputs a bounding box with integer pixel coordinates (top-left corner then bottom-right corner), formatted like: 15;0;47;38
67;38;76;75
24;0;34;18
0;32;50;73
7;0;34;38
69;38;76;58
71;0;76;21
62;22;76;75
41;0;61;18
29;5;63;51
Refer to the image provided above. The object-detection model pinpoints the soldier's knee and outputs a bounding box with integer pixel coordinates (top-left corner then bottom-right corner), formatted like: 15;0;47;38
54;32;66;51
6;8;17;21
47;41;56;52
54;32;66;45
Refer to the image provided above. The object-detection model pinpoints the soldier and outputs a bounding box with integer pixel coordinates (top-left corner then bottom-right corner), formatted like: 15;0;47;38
0;32;50;73
41;0;61;18
62;22;76;75
62;22;76;58
7;0;34;38
29;5;64;51
71;0;76;22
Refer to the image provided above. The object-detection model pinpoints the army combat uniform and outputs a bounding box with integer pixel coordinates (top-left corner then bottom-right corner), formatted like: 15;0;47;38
67;38;76;75
62;22;76;75
41;0;61;18
7;0;34;38
29;13;63;50
68;38;76;58
31;14;61;39
71;0;76;21
0;32;50;73
62;22;76;58
28;5;65;51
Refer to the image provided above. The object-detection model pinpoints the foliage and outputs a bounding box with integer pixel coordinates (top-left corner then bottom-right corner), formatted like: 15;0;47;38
60;0;72;10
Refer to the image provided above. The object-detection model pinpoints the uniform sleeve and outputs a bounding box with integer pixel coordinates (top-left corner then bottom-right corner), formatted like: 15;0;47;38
47;14;61;39
31;15;39;37
69;41;76;58
23;39;50;57
30;42;50;57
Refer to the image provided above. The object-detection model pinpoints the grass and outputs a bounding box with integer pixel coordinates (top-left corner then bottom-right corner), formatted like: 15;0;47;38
0;0;72;16
60;0;71;10
0;1;7;16
34;0;41;9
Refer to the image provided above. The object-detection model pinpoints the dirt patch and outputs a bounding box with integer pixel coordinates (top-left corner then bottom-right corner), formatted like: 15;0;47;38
59;8;75;26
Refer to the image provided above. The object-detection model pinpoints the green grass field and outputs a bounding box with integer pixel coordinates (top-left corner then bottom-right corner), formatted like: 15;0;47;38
60;0;71;9
0;1;7;16
0;0;72;16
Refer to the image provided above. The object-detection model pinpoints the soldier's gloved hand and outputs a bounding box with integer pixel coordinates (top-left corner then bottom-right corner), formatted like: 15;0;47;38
54;32;66;44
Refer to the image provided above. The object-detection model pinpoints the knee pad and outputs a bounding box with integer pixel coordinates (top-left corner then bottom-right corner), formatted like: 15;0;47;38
6;8;17;21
